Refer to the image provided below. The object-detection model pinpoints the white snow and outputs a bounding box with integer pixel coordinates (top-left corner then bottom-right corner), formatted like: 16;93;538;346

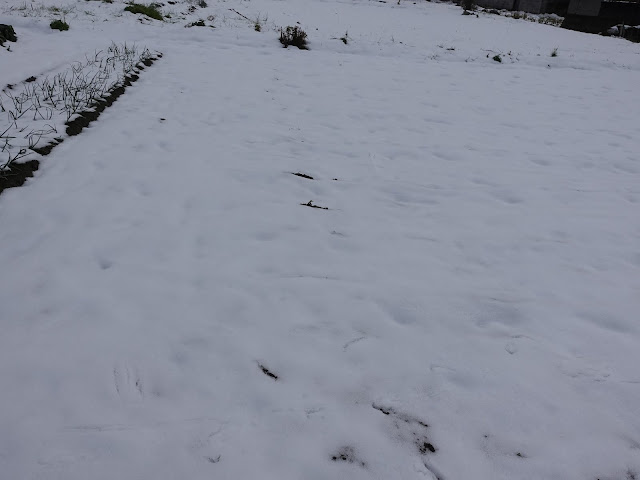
1;1;640;479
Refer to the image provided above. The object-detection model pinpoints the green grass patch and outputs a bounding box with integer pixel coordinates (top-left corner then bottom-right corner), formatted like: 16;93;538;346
50;19;70;31
124;3;163;21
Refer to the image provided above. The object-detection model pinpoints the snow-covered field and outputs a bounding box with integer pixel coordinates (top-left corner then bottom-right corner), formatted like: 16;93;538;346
1;1;640;479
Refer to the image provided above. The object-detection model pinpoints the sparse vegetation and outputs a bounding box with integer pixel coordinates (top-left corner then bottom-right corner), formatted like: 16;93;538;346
253;14;268;32
50;5;75;16
50;19;70;31
1;43;153;181
502;10;563;26
124;3;163;21
340;31;349;44
551;47;558;57
538;14;562;25
461;0;476;13
186;19;205;27
279;25;308;50
0;24;17;46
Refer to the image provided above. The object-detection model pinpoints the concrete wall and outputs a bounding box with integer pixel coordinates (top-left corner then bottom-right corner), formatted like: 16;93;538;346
515;0;544;12
477;0;568;14
542;0;571;14
475;0;515;10
563;0;640;33
567;0;601;16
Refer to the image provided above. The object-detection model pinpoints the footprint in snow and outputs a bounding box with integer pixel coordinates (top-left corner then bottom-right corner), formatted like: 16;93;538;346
113;364;144;402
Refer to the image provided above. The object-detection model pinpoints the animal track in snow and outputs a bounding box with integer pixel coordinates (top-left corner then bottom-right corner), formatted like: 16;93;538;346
330;446;366;468
373;403;438;465
372;404;435;453
113;364;144;401
343;336;367;351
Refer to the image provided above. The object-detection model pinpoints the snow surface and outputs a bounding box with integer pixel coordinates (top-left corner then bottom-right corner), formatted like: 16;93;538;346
1;1;640;479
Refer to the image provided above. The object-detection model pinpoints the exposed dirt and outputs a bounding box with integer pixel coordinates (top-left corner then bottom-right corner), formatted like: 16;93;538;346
0;160;40;194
